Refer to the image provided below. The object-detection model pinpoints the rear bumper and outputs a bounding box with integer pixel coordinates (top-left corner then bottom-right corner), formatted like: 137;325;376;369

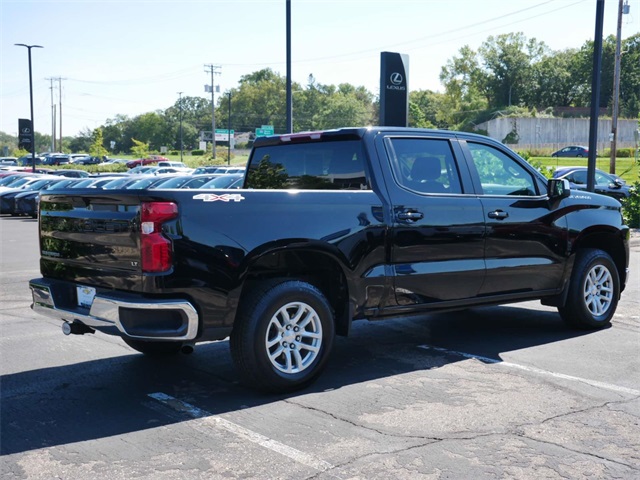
29;278;199;341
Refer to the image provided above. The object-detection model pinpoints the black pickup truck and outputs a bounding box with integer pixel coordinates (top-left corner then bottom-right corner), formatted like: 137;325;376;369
29;127;630;392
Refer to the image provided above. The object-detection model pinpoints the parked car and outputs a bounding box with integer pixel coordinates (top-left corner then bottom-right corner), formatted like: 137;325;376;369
101;158;128;166
17;155;44;166
0;157;18;165
551;146;589;158
13;177;86;218
29;126;630;393
42;154;71;166
48;169;90;178
149;175;197;189
126;155;169;169
0;177;56;214
176;174;224;189
199;173;244;189
192;166;221;175
127;166;159;175
157;161;187;168
71;155;102;165
0;174;43;192
552;167;632;200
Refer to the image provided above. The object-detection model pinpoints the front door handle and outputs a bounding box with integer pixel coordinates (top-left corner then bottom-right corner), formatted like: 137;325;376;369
488;210;509;220
397;210;424;222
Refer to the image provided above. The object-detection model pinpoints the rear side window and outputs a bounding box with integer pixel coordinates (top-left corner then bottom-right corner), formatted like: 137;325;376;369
246;140;369;190
387;138;463;194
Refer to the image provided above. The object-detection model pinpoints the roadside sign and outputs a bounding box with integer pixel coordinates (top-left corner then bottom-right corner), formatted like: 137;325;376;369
256;125;274;137
215;129;234;142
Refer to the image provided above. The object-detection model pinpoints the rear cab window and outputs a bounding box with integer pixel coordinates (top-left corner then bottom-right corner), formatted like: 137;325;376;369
246;140;370;190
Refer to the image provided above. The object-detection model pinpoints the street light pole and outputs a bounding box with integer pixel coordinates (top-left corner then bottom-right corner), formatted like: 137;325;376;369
15;43;43;173
177;92;184;161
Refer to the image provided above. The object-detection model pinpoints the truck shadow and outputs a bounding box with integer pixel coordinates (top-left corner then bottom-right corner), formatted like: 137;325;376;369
1;304;599;455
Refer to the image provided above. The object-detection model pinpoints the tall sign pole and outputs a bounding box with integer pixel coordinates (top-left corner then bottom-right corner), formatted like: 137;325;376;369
587;0;605;193
379;52;409;127
286;0;292;133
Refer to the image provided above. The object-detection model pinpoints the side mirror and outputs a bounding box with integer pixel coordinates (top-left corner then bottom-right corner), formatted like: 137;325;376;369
548;178;570;199
610;179;623;189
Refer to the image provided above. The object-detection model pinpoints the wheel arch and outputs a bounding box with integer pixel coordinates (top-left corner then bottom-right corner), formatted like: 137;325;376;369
238;244;353;337
572;227;628;290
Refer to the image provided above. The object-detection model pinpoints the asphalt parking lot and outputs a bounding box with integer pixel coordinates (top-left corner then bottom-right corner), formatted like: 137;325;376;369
1;217;639;479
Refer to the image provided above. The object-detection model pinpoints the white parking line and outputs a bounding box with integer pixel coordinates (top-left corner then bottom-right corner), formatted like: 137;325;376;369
148;392;335;473
418;345;640;396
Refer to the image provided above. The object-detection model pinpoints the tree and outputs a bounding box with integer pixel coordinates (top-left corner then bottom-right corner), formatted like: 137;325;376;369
529;49;580;108
439;45;488;128
67;127;93;153
89;128;108;158
124;112;168;152
409;90;447;129
130;138;149;158
478;33;547;108
619;33;640;118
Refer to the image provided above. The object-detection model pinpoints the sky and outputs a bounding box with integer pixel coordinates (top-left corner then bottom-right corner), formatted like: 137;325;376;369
1;0;638;138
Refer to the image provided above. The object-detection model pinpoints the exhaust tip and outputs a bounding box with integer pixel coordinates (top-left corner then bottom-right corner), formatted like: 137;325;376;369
181;344;194;355
62;321;95;336
62;321;72;336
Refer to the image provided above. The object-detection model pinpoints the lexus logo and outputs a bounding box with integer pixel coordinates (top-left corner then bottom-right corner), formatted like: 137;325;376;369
21;127;31;134
390;72;403;85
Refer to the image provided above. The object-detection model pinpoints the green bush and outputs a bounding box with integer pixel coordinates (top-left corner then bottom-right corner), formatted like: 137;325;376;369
87;164;127;174
191;149;205;156
621;184;640;228
517;150;531;160
601;147;635;158
169;150;179;156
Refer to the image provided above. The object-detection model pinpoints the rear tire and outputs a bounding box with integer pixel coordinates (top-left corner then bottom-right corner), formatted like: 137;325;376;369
558;249;619;329
123;338;182;356
230;279;335;393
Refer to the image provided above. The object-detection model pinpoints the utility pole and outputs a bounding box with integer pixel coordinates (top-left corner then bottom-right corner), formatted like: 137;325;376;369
204;64;221;159
46;77;55;151
609;0;629;174
228;92;232;165
177;92;184;161
53;77;66;152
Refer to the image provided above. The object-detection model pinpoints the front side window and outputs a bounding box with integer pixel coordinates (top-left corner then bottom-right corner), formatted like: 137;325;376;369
246;140;369;190
467;142;538;196
387;138;462;194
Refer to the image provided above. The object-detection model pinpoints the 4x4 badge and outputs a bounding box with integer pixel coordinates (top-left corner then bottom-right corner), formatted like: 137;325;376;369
193;193;245;202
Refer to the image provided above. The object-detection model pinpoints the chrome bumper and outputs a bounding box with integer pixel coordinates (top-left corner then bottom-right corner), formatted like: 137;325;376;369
29;279;199;341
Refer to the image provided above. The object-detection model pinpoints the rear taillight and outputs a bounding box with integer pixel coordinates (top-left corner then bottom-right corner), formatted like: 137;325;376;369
140;202;178;273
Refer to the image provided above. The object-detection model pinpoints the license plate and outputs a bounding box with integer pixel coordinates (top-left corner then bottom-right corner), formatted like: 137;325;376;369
77;286;96;308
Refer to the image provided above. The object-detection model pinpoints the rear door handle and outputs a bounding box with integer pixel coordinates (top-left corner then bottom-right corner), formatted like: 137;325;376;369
397;210;424;222
488;210;509;220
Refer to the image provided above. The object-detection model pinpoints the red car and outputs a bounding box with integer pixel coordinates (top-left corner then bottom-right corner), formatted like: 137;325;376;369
125;155;169;169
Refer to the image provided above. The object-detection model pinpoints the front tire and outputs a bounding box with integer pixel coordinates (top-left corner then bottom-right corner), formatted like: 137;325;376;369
558;249;619;329
230;280;335;393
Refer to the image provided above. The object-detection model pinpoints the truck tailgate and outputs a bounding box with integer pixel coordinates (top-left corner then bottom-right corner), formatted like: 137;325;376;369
38;191;145;290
